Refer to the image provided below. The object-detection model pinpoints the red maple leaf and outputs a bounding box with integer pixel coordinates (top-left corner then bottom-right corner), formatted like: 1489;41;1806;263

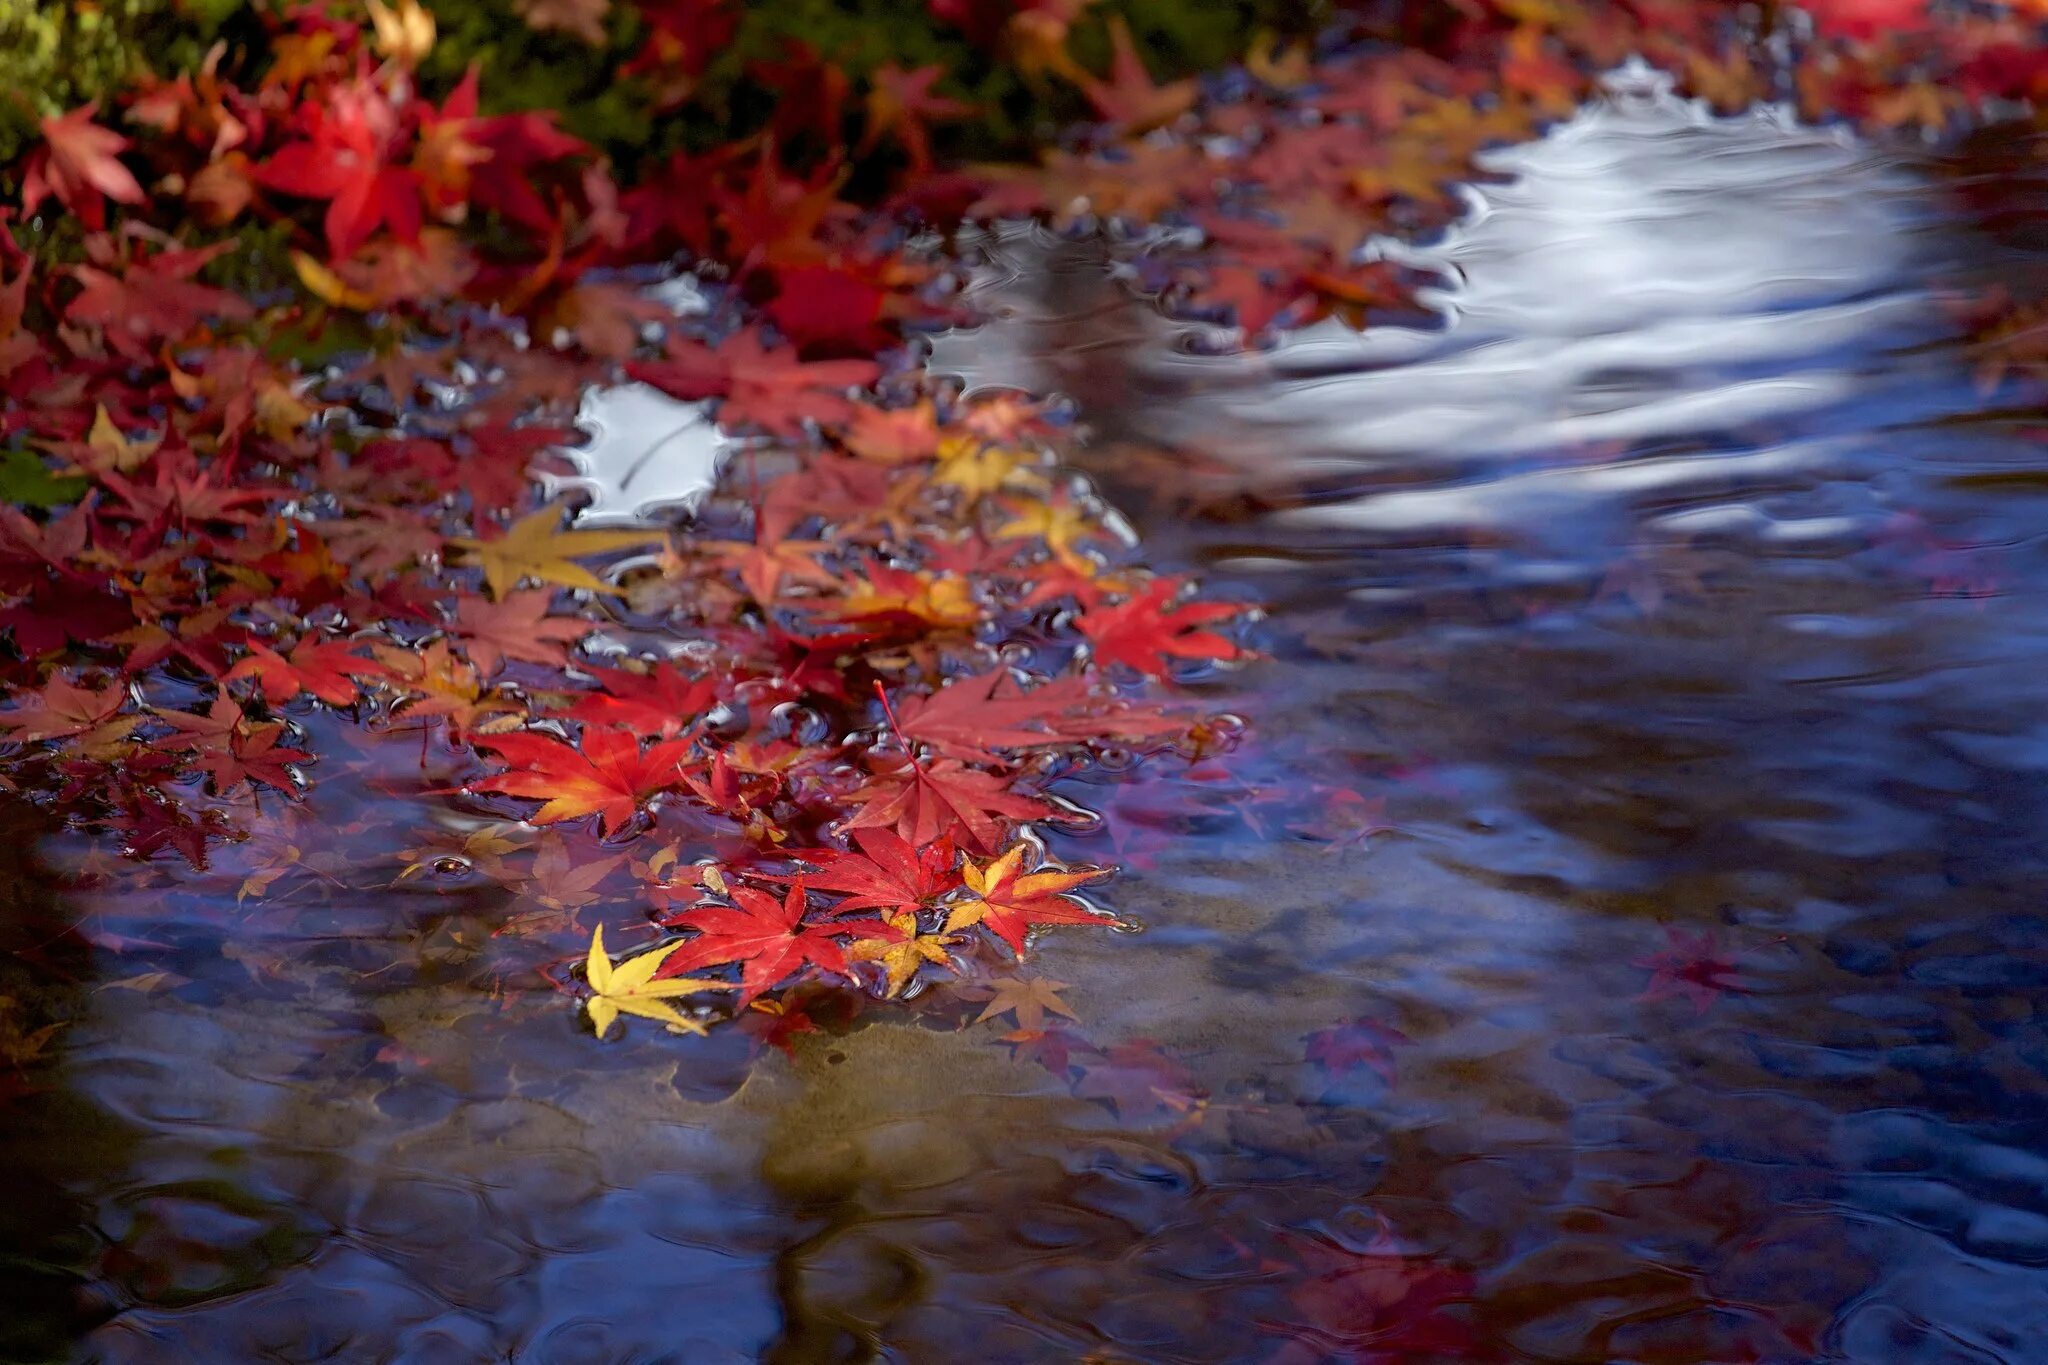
1002;1024;1089;1077
623;0;738;107
156;695;309;796
0;675;134;742
655;880;862;1002
152;693;240;750
1269;1226;1477;1361
707;144;855;267
357;424;568;520
1304;1016;1412;1084
471;728;696;833
755;451;895;543
20;104;146;231
861;63;974;171
113;794;226;870
776;827;961;915
95;455;283;528
64;241;255;362
1803;0;1931;42
256;80;420;259
1634;926;1748;1015
843;753;1051;854
736;991;859;1056
1073;1038;1203;1119
888;668;1074;763
627;328;879;438
469;107;592;235
223;637;383;707
449;589;595;675
562;663;719;739
891;668;1191;764
763;263;893;356
1078;577;1243;677
1081;17;1200;134
749;40;855;150
456;424;579;517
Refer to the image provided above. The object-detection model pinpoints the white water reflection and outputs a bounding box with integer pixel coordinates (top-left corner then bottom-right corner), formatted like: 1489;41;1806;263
544;381;736;526
928;65;1960;547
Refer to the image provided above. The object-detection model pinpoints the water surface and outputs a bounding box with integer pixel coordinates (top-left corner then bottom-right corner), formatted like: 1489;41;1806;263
9;79;2048;1363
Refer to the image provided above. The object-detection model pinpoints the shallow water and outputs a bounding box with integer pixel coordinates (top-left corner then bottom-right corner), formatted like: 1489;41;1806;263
10;81;2048;1363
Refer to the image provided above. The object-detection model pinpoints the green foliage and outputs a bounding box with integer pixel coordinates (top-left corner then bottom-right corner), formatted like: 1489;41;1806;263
0;447;86;509
0;0;1312;177
420;0;1315;174
0;0;238;163
418;0;660;156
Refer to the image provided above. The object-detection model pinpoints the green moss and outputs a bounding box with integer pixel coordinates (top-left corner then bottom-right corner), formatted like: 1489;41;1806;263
0;0;245;162
0;0;145;162
418;0;660;157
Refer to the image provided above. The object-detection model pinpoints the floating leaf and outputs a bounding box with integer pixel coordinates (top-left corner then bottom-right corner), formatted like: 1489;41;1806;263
447;505;665;600
584;924;734;1038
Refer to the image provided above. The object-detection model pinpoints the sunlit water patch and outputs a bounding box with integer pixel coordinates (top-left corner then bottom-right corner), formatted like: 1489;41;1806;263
932;66;1975;575
10;75;2048;1363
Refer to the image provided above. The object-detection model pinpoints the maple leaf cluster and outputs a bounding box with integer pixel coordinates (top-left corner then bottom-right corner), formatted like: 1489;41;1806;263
0;0;2040;1057
465;356;1260;1020
0;41;1259;1036
4;0;989;348
7;0;2042;359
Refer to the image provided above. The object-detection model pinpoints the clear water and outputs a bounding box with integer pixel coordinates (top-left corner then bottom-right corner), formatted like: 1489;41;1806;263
9;80;2048;1363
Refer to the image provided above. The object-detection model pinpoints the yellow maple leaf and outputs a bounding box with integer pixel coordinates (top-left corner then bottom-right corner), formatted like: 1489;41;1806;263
994;488;1108;572
292;251;378;312
583;924;735;1038
366;0;435;67
447;505;665;600
944;845;1110;953
1244;29;1312;89
0;998;62;1070
78;404;159;473
931;436;1037;501
847;912;956;997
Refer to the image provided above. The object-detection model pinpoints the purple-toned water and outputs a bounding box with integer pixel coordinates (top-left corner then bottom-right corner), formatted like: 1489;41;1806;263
8;82;2048;1363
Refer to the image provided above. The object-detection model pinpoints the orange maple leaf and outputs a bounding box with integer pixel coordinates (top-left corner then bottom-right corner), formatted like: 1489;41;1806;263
472;728;696;832
1081;17;1199;134
944;843;1110;953
0;675;138;745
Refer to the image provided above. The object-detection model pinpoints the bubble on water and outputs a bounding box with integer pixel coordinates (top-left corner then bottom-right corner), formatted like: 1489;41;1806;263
1041;793;1106;834
1095;746;1138;773
702;703;749;741
770;702;832;746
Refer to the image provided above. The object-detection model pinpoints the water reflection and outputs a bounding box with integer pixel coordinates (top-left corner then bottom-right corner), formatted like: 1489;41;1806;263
10;76;2048;1363
942;70;1971;540
938;69;2048;1364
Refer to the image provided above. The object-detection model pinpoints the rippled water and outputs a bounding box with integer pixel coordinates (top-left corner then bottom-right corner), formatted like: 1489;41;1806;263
11;77;2048;1363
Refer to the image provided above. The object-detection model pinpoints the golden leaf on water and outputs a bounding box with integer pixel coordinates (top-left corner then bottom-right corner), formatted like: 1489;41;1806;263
448;505;665;600
583;924;736;1038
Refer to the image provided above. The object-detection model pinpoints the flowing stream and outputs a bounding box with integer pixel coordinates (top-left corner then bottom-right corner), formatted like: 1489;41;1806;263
9;74;2048;1363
